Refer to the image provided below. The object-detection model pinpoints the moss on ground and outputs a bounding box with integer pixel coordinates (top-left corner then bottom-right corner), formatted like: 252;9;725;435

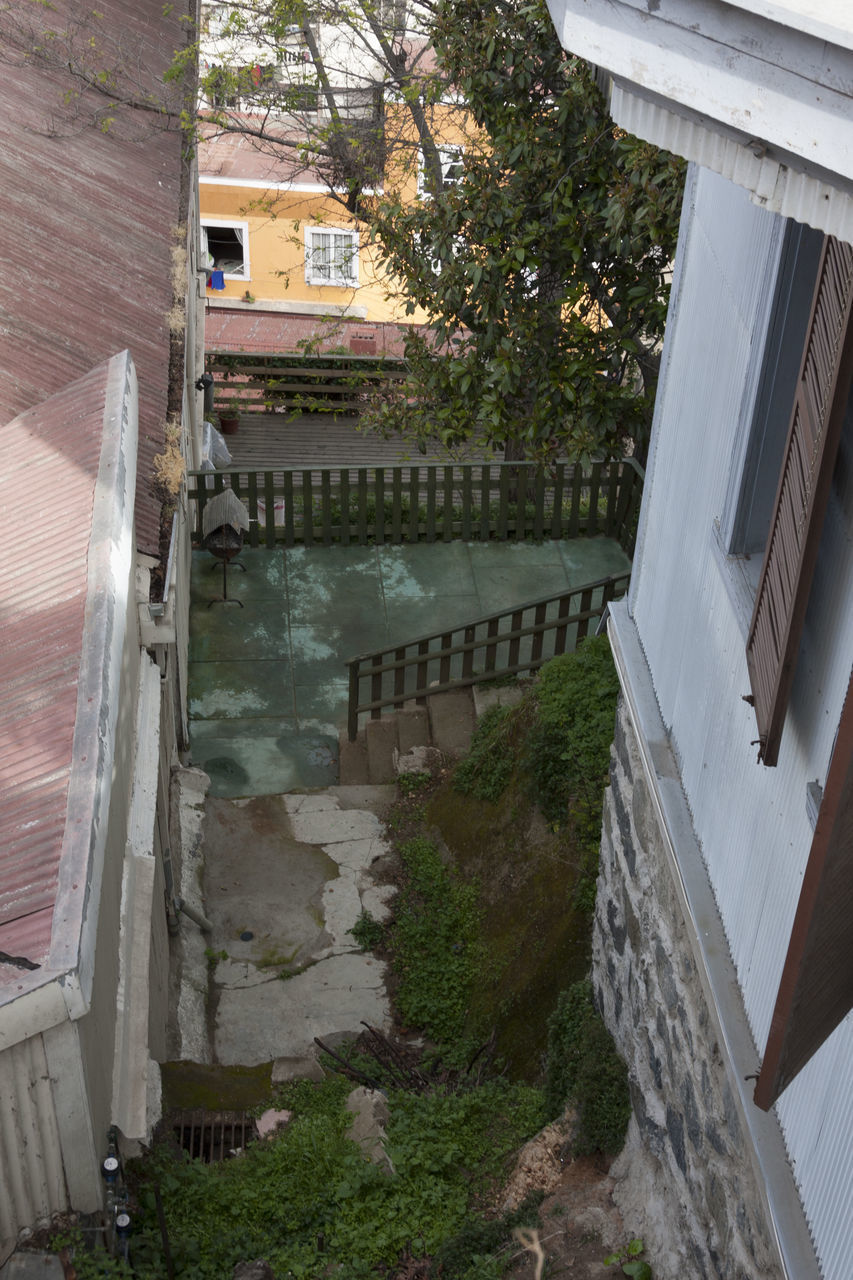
160;1061;273;1111
427;758;592;1079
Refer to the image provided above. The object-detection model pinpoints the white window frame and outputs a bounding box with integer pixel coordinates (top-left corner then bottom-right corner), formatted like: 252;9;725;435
418;144;464;196
304;226;359;288
201;219;250;281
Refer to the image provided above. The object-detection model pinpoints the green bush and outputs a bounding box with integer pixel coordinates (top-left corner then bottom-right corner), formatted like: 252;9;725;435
349;909;385;952
544;979;631;1155
125;1075;543;1279
525;635;619;829
453;703;514;801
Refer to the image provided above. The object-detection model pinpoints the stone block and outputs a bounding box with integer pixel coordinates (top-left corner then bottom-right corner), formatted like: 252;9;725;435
396;706;430;753
365;718;398;784
338;730;369;785
428;689;475;756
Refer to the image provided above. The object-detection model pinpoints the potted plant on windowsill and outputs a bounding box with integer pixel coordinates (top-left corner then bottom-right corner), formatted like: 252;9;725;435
219;398;241;434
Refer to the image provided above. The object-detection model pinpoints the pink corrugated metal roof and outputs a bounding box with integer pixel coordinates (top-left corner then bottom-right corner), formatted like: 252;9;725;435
205;308;411;355
0;0;186;557
199;123;323;185
0;0;186;989
0;364;110;987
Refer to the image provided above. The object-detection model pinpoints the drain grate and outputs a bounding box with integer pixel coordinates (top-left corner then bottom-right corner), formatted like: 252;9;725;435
173;1110;258;1163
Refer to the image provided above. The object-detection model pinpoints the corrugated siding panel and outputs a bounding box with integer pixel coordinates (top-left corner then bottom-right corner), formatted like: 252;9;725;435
610;84;853;244
631;165;853;1274
0;1036;67;1254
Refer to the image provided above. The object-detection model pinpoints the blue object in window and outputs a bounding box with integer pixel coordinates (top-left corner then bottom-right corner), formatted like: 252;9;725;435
208;270;225;290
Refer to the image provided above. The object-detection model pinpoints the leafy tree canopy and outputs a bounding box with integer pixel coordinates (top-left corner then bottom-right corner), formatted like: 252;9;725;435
9;0;683;462
363;0;684;462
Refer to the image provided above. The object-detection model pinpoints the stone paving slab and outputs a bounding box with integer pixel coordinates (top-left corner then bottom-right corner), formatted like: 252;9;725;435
215;952;390;1066
197;790;397;1069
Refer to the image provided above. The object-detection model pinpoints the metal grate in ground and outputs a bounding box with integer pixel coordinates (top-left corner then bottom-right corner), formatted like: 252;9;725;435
172;1109;258;1163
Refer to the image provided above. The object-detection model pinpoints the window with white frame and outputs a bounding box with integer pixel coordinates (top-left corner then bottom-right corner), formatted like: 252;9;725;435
418;144;464;196
201;220;250;279
305;228;358;287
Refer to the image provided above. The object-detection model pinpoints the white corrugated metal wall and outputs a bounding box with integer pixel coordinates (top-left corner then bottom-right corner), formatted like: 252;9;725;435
631;162;853;1276
0;1035;67;1261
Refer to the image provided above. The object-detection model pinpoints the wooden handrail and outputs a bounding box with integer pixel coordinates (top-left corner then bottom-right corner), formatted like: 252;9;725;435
345;571;630;739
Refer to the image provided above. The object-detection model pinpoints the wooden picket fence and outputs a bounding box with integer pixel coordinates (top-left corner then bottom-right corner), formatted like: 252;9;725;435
187;458;644;555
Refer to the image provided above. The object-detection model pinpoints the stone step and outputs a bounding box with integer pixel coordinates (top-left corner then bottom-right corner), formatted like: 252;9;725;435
338;688;478;786
365;717;399;785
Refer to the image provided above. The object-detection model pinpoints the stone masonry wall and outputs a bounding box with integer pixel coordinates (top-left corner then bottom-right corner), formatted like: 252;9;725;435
593;697;782;1279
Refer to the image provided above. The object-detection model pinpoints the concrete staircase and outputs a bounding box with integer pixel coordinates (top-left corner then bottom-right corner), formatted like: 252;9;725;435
338;688;478;785
338;683;531;786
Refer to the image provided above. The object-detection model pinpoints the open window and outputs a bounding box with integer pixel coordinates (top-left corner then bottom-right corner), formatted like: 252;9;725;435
305;227;358;287
201;221;249;280
418;145;465;196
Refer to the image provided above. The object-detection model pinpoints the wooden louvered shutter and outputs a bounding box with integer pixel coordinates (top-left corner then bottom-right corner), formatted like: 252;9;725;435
755;668;853;1109
746;236;853;766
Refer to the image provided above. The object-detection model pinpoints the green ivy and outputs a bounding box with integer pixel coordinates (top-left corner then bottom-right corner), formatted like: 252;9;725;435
525;634;619;828
124;1074;543;1278
389;836;484;1057
544;979;631;1154
453;704;514;801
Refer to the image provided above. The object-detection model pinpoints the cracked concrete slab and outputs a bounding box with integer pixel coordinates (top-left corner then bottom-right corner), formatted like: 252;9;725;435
285;804;384;846
179;789;397;1070
215;952;390;1065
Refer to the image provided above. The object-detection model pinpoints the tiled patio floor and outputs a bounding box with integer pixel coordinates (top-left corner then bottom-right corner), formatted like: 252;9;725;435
188;537;631;797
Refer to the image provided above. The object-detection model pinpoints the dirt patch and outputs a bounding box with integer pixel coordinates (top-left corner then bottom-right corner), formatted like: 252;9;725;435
500;1137;627;1279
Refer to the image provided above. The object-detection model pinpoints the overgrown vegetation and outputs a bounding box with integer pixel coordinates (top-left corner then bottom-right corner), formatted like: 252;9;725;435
104;1074;544;1279
545;979;631;1154
389;835;484;1060
454;634;618;914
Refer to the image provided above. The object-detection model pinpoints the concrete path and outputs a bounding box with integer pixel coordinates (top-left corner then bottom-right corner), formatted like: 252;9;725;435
174;781;397;1070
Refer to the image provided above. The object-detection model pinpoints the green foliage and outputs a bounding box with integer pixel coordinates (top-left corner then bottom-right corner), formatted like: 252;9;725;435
389;836;483;1055
454;704;515;801
429;1190;545;1278
349;908;386;951
544;979;631;1154
398;770;432;795
124;1073;542;1279
365;0;685;462
525;634;619;830
605;1238;654;1278
50;1232;133;1278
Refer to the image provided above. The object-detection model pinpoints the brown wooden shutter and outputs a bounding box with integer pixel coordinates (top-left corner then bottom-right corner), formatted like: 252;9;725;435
746;236;853;766
755;667;853;1109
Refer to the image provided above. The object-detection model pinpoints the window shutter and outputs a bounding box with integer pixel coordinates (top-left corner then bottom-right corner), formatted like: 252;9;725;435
755;667;853;1109
745;236;853;766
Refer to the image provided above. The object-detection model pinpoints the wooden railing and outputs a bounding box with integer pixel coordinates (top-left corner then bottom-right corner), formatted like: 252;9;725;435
205;350;408;416
345;572;631;740
187;459;644;555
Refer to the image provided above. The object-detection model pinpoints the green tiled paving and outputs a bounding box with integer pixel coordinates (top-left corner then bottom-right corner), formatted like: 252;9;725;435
188;537;631;796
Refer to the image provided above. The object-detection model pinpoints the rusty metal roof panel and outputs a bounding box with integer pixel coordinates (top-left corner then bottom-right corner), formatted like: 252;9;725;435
0;363;112;987
0;0;187;557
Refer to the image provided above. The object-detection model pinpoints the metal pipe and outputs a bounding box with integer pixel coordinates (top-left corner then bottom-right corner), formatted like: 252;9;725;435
177;897;213;933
